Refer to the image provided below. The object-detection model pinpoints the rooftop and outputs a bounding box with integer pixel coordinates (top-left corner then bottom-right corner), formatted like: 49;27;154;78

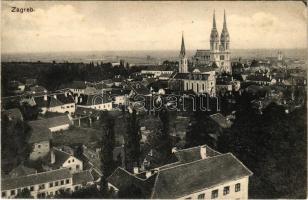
2;168;71;191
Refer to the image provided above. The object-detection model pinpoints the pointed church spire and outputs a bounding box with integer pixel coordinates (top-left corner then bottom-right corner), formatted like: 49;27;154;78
213;10;217;29
223;10;227;30
180;32;186;57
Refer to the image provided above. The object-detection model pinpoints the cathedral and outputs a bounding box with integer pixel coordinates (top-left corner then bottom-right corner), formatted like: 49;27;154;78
192;10;231;73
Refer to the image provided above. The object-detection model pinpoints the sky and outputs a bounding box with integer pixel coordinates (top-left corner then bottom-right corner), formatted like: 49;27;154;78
1;1;307;53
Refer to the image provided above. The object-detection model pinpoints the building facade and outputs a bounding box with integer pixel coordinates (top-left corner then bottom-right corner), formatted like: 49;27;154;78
193;10;231;73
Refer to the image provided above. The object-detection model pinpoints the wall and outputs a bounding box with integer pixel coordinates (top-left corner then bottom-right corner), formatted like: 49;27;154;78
178;176;249;200
2;177;73;198
48;103;75;115
30;141;50;161
49;124;70;133
62;156;83;174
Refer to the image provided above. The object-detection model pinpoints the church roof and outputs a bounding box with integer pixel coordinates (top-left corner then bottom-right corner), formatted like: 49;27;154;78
174;73;210;81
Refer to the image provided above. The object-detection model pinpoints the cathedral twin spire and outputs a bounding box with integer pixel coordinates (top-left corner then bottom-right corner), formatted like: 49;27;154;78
210;10;230;51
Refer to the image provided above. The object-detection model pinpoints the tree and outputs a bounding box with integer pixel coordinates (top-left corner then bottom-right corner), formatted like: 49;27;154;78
156;109;172;161
1;116;32;173
124;109;141;171
217;101;307;199
19;102;41;121
99;111;115;178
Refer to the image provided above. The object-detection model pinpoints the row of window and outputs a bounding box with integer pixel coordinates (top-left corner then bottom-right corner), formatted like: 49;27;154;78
2;179;71;197
60;105;74;109
185;183;241;199
185;82;214;93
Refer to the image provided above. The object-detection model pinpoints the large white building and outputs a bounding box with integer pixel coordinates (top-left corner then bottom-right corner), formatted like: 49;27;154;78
107;145;253;199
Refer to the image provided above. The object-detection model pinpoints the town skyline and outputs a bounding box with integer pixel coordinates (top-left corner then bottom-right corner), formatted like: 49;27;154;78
2;1;307;53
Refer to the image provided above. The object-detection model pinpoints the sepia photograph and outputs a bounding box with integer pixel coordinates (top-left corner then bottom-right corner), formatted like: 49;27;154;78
1;1;307;199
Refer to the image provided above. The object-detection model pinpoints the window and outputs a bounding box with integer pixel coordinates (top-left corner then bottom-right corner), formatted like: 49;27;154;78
2;191;6;197
61;180;64;185
49;182;53;188
235;183;241;192
11;190;15;196
68;160;71;163
30;186;34;191
72;159;74;162
69;167;72;171
55;181;59;186
38;144;41;148
211;189;218;199
220;55;225;60
198;193;205;199
39;184;45;190
223;186;230;195
76;165;80;170
66;179;70;184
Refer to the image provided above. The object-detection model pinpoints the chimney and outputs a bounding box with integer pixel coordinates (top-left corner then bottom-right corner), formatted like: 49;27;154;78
146;171;152;178
44;94;48;101
133;167;139;174
200;146;207;159
50;149;55;164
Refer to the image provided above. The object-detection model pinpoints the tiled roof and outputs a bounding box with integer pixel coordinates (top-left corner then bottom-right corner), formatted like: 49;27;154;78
174;145;221;164
72;170;94;185
2;108;23;121
8;165;37;178
1;168;71;191
67;81;87;89
174;73;210;80
246;75;271;82
49;148;71;169
107;168;157;198
209;113;233;128
151;153;253;199
28;121;52;143
28;115;71;140
29;85;47;94
128;82;151;96
49;97;63;107
194;49;211;57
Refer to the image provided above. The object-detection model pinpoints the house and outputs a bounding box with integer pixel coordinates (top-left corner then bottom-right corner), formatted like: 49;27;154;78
2;108;23;122
1;168;72;198
28;121;52;161
63;81;87;96
43;147;83;174
209;113;233;129
31;115;72;133
75;94;113;111
1;168;94;199
8;80;26;94
29;85;48;95
33;92;75;115
108;145;253;199
107;89;130;106
140;66;173;78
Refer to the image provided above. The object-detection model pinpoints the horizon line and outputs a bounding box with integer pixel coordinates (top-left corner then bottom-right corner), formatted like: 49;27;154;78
2;47;307;55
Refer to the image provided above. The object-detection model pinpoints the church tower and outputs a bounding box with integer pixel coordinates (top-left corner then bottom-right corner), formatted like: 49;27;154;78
210;10;220;67
179;33;188;73
219;10;231;73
